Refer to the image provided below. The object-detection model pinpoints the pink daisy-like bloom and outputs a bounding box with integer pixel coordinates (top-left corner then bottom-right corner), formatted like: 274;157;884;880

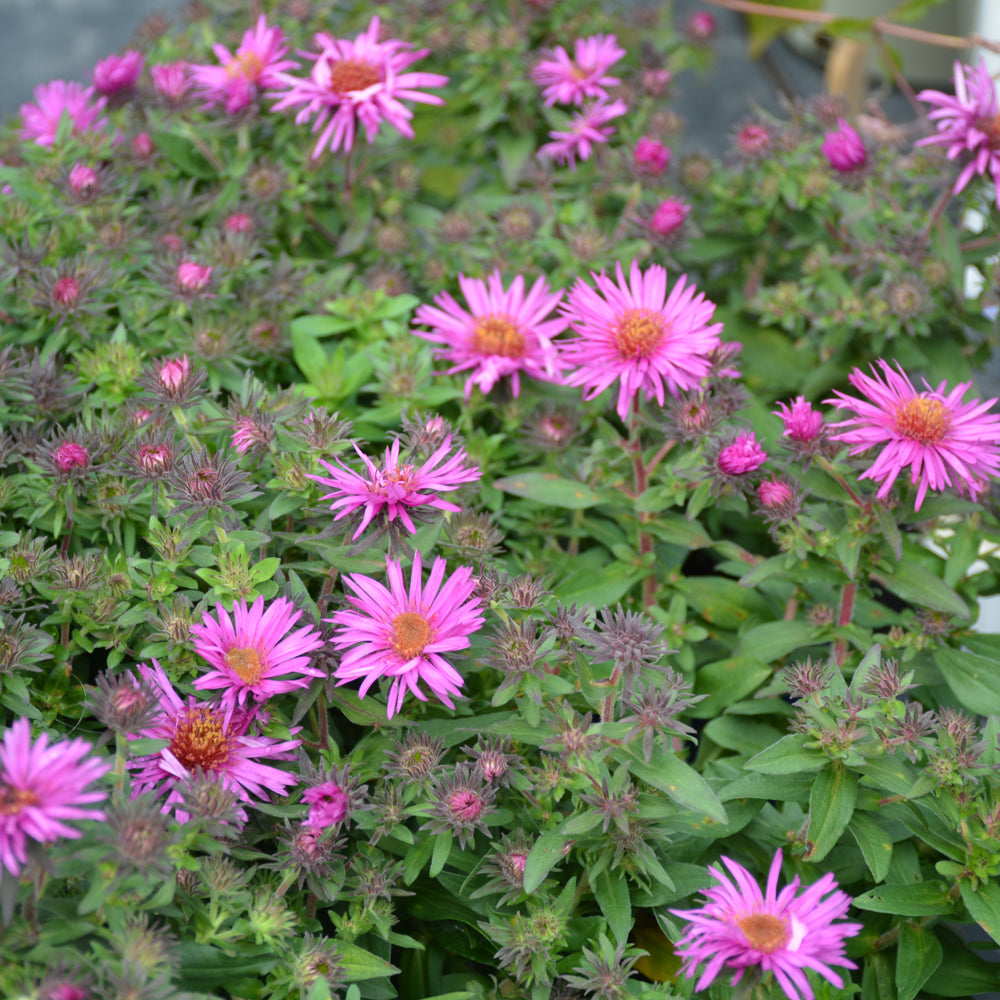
189;15;299;114
191;595;325;709
531;34;625;107
129;660;301;822
537;98;627;171
917;59;1000;208
302;781;349;830
821;117;867;173
330;552;484;719
648;197;690;238
671;850;861;1000
309;435;480;540
633;136;670;175
269;15;448;159
825;359;1000;510
412;270;568;399
560;259;724;421
151;61;193;105
0;717;110;877
718;431;767;475
20;80;107;147
775;396;823;443
92;50;144;99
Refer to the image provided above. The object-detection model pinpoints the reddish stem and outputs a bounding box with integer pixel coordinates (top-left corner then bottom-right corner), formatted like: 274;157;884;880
834;582;857;667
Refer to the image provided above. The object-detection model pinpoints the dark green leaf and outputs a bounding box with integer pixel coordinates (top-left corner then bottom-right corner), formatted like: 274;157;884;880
493;472;602;509
870;561;969;619
734;620;817;663
625;746;727;824
896;922;943;1000
592;869;631;945
850;812;893;883
745;734;828;775
853;881;953;916
804;765;857;862
934;647;1000;716
523;828;567;894
691;657;771;717
960;878;1000;946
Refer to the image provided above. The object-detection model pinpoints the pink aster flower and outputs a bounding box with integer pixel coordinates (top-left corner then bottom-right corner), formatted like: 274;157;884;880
129;660;301;822
821;117;867;173
92;50;144;99
151;61;192;106
302;781;349;830
412;270;568;399
537;98;627;170
671;850;861;1000
189;15;299;114
917;59;1000;207
718;431;767;475
559;259;724;420
633;135;670;175
775;396;823;443
176;260;213;295
269;15;448;158
648;197;690;238
309;435;480;540
191;595;325;708
330;552;484;719
20;80;107;147
531;34;625;107
0;717;109;877
825;359;1000;510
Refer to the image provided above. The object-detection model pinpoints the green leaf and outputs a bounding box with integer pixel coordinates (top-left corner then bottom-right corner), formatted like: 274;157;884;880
496;131;534;189
177;943;279;987
923;940;1000;996
804;764;857;862
337;941;401;980
896;922;943;1000
592;869;631;945
870;561;969;619
875;504;903;561
745;734;828;775
934;647;1000;716
960;878;1000;946
678;577;771;630
691;657;771;717
889;0;953;24
523;828;567;894
734;620;817;663
745;0;823;57
850;812;893;882
153;133;215;178
719;770;815;802
493;472;602;509
290;314;351;338
625;746;728;824
853;881;953;916
291;327;329;383
429;831;452;877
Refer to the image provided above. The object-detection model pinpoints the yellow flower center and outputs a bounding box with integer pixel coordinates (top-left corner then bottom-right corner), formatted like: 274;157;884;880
472;315;526;358
225;646;265;685
893;397;951;445
0;783;39;816
614;308;666;360
737;913;790;953
227;50;266;82
170;708;233;772
391;611;432;660
326;59;381;95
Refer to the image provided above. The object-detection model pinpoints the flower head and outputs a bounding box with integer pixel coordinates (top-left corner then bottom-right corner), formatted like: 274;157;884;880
413;271;567;399
20;81;107;146
269;15;448;158
191;596;325;708
670;850;861;1000
92;50;144;99
190;16;298;114
310;435;480;540
151;62;192;105
176;261;213;296
633;136;670;175
129;660;300;822
0;717;109;876
717;431;767;475
825;359;1000;510
821;117;867;173
775;396;824;443
330;552;485;718
917;59;1000;207
531;34;625;107
538;98;627;170
644;197;691;240
560;260;724;420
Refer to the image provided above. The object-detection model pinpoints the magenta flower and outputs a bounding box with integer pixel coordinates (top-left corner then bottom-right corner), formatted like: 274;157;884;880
53;441;89;473
687;11;717;42
531;34;625;107
151;62;192;105
775;396;823;443
302;781;349;830
191;596;325;708
633;136;670;175
92;50;144;98
757;477;793;508
648;197;690;238
560;260;724;420
270;15;448;158
537;98;627;170
190;15;298;114
671;850;861;1000
330;553;484;719
821;118;867;173
176;261;213;295
917;59;1000;207
129;660;301;822
825;359;1000;510
20;81;107;146
309;436;480;540
0;717;109;877
412;270;568;398
718;431;767;475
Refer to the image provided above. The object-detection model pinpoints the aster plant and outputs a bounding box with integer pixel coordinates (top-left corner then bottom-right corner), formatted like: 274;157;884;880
4;0;1000;998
